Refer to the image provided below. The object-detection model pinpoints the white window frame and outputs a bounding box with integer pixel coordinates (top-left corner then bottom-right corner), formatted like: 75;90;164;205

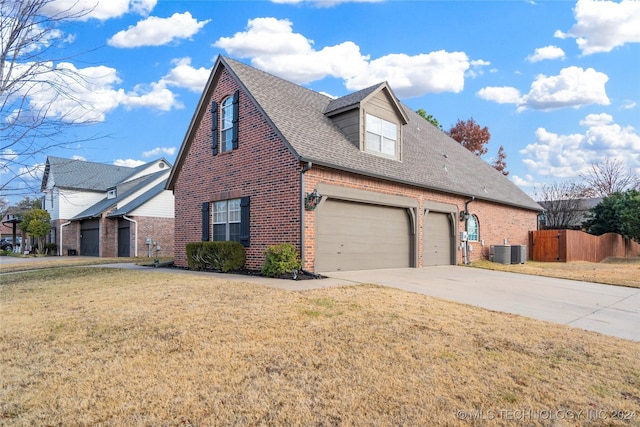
212;198;241;242
365;113;398;158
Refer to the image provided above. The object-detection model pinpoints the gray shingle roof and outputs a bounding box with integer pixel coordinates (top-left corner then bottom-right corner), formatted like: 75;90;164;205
42;156;146;192
325;83;384;115
170;56;542;212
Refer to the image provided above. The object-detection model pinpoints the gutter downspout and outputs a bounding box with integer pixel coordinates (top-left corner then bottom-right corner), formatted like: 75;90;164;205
59;221;71;256
463;196;475;265
122;215;138;257
300;161;313;271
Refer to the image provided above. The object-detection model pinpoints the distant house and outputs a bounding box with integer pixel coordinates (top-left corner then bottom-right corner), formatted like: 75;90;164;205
41;156;174;257
537;197;602;230
167;56;543;272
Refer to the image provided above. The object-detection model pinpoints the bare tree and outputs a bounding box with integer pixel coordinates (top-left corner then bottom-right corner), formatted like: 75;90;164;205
580;158;640;197
534;181;591;229
1;0;96;197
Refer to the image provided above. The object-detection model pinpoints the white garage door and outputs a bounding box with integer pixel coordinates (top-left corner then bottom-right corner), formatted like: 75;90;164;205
316;199;411;272
423;211;453;266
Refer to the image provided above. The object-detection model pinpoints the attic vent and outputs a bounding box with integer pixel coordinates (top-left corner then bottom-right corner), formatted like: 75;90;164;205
158;162;165;169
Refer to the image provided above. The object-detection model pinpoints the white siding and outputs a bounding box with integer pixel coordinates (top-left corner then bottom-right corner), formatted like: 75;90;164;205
58;189;104;219
116;174;168;210
44;188;60;220
129;191;174;218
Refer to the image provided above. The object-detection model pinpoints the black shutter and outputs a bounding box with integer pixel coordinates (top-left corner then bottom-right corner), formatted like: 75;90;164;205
211;101;219;156
201;202;210;241
232;90;239;150
240;196;250;247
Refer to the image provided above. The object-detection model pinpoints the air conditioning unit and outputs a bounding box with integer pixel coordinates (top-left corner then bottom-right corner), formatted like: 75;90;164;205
511;245;527;264
491;245;511;264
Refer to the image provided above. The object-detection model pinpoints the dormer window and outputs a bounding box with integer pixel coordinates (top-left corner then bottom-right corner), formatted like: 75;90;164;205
107;188;117;199
365;113;397;158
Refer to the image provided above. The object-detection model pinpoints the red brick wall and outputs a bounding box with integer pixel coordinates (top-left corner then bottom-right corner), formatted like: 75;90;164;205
173;67;301;269
302;167;538;270
136;216;175;258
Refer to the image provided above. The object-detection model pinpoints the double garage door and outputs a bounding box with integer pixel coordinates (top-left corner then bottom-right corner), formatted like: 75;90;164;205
315;199;454;272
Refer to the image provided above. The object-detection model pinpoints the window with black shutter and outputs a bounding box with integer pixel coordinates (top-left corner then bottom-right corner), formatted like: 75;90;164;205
211;102;218;156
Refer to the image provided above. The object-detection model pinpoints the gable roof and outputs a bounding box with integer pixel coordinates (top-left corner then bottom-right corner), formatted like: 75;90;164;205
325;82;408;124
169;55;542;212
41;156;170;192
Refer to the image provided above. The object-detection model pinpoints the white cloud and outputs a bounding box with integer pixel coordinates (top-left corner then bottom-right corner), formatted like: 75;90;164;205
6;61;182;124
478;66;609;111
579;113;613;127
511;174;535;187
621;100;637;110
42;0;156;21
161;58;211;93
123;81;181;111
524;66;609;110
214;17;471;97
526;45;565;62
108;12;210;48
477;86;523;104
142;147;176;158
114;159;146;167
520;114;640;179
555;0;640;55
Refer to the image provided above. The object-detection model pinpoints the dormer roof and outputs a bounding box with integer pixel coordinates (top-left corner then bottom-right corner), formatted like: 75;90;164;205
325;82;409;125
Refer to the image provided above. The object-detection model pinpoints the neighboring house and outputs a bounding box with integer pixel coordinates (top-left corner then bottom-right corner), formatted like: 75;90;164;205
167;56;543;273
42;156;175;257
537;197;602;230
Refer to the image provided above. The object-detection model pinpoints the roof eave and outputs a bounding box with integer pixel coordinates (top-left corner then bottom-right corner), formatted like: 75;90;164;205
299;157;543;212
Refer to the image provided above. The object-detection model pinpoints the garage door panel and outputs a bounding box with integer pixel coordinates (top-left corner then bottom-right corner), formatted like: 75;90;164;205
423;212;453;266
316;199;411;272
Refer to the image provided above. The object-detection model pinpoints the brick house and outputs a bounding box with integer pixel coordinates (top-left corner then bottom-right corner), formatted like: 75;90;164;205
167;56;543;272
42;156;174;258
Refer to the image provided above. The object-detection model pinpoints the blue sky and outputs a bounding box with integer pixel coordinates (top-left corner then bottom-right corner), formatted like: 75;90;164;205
2;0;639;203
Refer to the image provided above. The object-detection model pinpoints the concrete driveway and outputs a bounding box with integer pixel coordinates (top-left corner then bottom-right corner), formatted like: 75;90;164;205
322;266;640;342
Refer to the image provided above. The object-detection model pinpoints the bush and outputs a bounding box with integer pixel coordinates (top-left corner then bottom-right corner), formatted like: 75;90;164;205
261;243;301;278
186;241;245;272
44;243;57;255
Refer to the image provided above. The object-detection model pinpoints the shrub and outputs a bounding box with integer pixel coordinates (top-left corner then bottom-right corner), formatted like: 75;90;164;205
261;243;301;278
44;243;57;255
186;241;245;272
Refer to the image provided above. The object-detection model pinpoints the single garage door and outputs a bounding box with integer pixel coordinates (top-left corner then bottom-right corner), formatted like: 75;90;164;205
423;211;453;266
80;219;99;257
118;222;130;257
316;199;411;272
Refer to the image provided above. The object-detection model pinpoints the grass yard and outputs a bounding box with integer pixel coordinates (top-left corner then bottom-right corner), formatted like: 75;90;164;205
471;259;640;288
1;268;639;426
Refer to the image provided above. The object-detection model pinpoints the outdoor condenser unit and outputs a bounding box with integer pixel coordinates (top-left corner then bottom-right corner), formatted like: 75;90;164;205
511;245;527;264
491;245;512;264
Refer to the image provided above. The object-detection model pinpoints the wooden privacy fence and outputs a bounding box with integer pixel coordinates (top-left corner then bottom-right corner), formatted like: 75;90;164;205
530;229;640;262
